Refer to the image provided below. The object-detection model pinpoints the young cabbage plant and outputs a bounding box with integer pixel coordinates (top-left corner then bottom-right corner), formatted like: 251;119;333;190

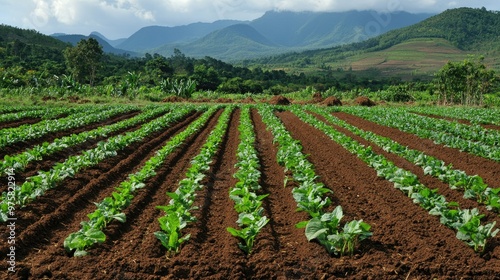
301;206;372;256
227;215;269;254
154;212;191;255
64;222;106;257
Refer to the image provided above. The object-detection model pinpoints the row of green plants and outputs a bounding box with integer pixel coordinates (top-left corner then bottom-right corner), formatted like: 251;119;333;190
258;105;372;256
0;106;198;222
0;105;42;114
406;106;500;125
293;106;498;253
1;105;171;175
339;107;500;162
310;106;500;213
0;104;94;115
0;105;88;123
0;105;138;149
64;106;219;256
154;106;233;255
402;110;500;147
226;106;269;254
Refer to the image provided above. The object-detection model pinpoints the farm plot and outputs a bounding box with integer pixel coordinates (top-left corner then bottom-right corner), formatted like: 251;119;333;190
1;104;500;279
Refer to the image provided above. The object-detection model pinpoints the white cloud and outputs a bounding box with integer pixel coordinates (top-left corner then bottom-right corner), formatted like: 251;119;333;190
0;0;498;39
51;0;79;24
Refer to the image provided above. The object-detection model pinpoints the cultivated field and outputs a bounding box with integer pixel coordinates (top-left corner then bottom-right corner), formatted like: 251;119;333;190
1;103;500;279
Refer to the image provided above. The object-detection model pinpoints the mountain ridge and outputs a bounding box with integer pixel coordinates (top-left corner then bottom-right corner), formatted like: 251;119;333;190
51;33;135;56
147;10;433;60
250;7;500;78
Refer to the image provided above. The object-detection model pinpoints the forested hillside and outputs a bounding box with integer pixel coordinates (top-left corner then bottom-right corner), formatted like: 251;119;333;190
0;8;498;98
0;24;69;72
253;7;500;68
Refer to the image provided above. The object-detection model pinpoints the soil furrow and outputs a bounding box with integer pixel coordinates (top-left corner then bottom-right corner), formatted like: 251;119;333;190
17;110;160;180
0;111;202;261
248;108;326;279
311;111;500;228
171;109;245;279
333;111;500;192
414;112;500;131
7;109;223;279
0;110;141;159
0;118;41;130
2;105;500;279
276;110;499;279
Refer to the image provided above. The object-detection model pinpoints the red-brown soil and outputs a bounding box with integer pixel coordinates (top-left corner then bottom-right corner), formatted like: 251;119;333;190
1;106;500;279
414;112;500;131
268;95;291;105
333;111;500;192
312;92;323;103
0;118;41;130
0;110;141;159
321;96;343;106
355;96;376;106
162;96;186;103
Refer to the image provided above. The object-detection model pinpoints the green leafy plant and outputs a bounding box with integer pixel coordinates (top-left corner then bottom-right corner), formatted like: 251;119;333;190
155;106;233;254
227;106;269;254
301;206;372;256
154;213;191;254
227;215;269;254
294;105;499;253
64;222;106;257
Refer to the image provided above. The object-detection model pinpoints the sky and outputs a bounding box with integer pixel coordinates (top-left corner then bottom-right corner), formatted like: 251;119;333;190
1;0;499;39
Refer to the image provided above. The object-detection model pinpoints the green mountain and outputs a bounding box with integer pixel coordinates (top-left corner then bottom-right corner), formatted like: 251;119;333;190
117;20;243;52
252;7;500;79
249;10;432;48
154;24;283;60
151;10;431;61
90;31;127;47
52;33;135;56
0;24;70;70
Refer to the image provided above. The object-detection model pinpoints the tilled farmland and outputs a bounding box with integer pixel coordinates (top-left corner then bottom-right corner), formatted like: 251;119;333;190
1;104;500;279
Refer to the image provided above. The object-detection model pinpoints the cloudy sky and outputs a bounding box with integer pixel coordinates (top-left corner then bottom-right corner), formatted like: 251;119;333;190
1;0;499;39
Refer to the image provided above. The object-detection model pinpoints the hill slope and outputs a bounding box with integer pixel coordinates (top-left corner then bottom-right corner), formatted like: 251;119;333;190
154;24;282;60
249;10;432;48
0;24;69;69
252;7;500;78
52;34;135;56
52;34;137;56
151;10;432;60
117;20;243;52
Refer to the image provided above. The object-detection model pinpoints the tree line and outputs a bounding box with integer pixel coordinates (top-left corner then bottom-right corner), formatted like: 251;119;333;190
0;27;498;105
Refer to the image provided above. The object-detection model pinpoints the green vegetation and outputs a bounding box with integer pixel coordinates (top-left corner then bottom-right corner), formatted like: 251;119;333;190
64;105;214;257
0;8;499;105
1;106;170;174
434;56;497;105
258;105;372;256
292;105;498;253
339;106;500;162
310;106;500;212
155;106;233;255
226;106;269;254
0;106;195;221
